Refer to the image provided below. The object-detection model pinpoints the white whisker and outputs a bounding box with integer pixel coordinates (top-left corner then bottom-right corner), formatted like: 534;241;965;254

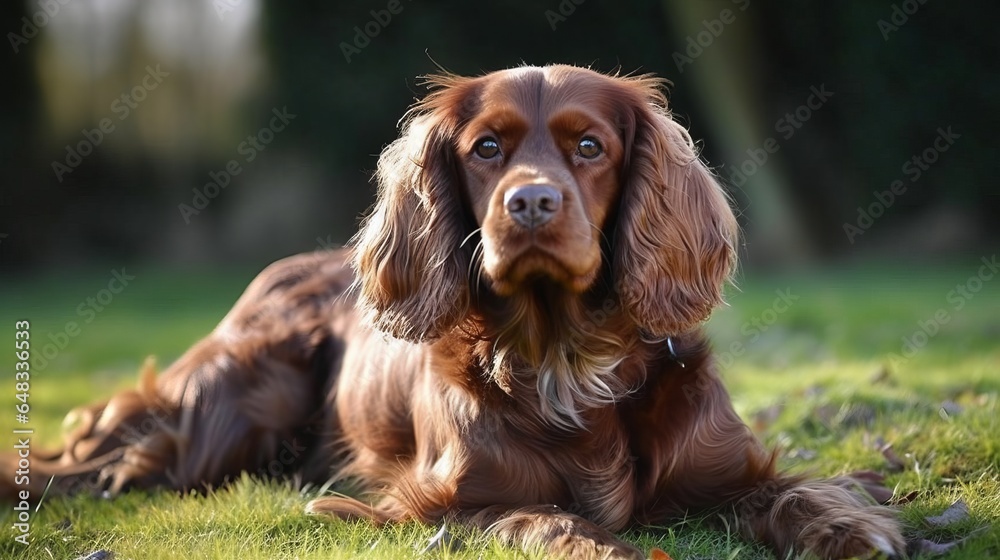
459;227;483;249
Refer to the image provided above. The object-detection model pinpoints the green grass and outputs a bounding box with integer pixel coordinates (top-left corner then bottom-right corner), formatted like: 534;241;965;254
1;260;998;559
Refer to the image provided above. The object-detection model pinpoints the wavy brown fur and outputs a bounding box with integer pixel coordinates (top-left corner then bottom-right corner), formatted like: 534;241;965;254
3;66;903;560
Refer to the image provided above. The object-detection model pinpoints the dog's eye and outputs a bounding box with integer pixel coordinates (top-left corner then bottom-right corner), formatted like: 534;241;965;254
475;137;501;159
577;137;602;159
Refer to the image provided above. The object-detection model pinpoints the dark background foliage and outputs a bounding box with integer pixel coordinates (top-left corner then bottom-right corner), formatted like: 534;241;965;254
0;0;995;271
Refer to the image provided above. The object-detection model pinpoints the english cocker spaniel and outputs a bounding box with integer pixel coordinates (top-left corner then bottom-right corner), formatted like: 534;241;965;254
6;65;904;559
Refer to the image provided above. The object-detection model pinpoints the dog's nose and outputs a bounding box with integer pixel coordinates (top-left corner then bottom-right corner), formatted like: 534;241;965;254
504;185;562;229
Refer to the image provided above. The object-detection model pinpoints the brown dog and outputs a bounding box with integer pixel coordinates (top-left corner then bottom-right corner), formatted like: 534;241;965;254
6;65;904;559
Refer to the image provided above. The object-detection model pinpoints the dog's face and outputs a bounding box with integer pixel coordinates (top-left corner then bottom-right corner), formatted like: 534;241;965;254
353;65;738;341
457;67;628;295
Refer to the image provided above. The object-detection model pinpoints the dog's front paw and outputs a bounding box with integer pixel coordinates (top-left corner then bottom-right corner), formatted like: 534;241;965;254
547;535;645;560
740;478;906;559
798;508;905;559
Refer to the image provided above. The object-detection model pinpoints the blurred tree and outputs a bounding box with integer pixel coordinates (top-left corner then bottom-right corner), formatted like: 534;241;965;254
1;0;995;270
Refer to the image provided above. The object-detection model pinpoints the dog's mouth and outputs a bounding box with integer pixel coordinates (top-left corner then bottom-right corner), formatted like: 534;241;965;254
481;241;600;296
476;191;604;296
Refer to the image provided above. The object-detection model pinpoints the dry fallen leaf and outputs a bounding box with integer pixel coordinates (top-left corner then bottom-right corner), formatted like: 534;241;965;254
908;537;961;555
925;499;970;527
752;403;784;432
815;404;837;427
907;526;988;557
849;470;885;484
880;442;907;472
892;490;920;505
74;552;113;560
847;470;893;504
649;548;673;560
939;399;963;418
840;403;877;428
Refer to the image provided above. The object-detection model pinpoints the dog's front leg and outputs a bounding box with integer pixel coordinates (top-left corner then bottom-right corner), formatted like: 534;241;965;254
465;504;644;560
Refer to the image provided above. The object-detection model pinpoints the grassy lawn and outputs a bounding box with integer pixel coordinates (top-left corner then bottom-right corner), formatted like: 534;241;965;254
1;259;998;559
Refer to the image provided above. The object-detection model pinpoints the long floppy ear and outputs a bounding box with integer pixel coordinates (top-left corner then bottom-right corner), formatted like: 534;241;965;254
351;79;473;342
614;88;738;337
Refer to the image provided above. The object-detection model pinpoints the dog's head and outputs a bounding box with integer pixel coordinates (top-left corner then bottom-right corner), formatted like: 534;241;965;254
352;65;737;341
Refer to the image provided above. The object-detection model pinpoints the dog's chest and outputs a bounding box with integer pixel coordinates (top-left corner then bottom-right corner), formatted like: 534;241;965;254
453;410;636;529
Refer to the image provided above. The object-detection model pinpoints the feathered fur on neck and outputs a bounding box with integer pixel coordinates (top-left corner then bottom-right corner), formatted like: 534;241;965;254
474;280;641;430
